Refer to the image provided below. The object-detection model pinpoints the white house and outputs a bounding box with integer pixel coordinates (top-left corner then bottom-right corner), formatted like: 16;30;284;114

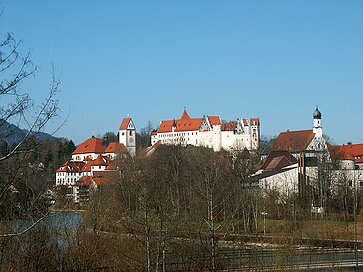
55;161;85;186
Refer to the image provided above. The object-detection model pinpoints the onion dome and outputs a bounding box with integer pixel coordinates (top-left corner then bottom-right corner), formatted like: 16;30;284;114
313;106;322;119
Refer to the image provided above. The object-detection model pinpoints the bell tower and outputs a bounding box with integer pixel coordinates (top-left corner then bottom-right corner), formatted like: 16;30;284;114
313;106;322;138
119;117;136;157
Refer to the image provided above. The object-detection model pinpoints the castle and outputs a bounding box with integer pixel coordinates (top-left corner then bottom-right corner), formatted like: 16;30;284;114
151;108;260;152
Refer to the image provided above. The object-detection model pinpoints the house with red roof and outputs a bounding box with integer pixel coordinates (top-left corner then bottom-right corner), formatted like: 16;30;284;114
270;107;326;159
256;107;325;189
150;108;260;152
71;117;136;162
73;175;110;203
55;161;86;186
328;142;363;170
55;117;136;203
71;136;106;162
256;107;363;210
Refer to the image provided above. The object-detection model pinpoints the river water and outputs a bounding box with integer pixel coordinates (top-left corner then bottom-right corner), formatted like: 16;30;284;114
0;210;83;235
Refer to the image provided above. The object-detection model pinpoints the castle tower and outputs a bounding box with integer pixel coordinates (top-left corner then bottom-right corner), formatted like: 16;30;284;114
212;124;222;152
250;118;260;150
313;106;323;138
119;117;136;157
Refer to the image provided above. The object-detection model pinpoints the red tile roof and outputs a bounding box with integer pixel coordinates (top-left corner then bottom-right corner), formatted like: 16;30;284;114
259;150;298;171
104;142;127;153
119;117;131;130
82;156;108;172
158;110;203;133
79;176;92;186
78;176;108;186
242;118;248;126
56;161;86;172
145;140;162;156
181;108;190;119
92;155;108;166
72;137;105;155
221;122;237;131
81;161;92;172
328;143;363;162
271;130;315;152
93;177;108;185
250;118;259;126
208;116;221;126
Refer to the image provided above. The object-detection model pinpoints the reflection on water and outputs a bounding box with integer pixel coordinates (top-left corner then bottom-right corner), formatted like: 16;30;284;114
0;211;83;235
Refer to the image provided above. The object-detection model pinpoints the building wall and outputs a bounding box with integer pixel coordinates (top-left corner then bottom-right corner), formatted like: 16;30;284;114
72;152;100;161
221;132;251;151
152;124;258;152
259;166;299;196
55;171;82;186
259;166;363;199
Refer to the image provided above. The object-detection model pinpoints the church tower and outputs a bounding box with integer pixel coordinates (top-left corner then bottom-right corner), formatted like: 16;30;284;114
313;106;323;138
119;117;136;157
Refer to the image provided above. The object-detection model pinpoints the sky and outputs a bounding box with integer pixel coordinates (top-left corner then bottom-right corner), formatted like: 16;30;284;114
1;0;362;145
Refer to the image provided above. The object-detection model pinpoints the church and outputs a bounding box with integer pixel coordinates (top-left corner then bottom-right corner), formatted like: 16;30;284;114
255;107;363;210
150;108;260;152
55;117;136;203
269;107;326;159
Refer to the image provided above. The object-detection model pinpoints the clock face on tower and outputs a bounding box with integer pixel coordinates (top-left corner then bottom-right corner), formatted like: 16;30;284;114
129;136;134;144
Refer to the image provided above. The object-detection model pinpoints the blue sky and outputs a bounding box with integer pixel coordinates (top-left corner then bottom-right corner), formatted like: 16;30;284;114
1;1;362;145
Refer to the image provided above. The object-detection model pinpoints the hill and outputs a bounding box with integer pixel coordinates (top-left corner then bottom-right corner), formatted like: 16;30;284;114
0;119;58;147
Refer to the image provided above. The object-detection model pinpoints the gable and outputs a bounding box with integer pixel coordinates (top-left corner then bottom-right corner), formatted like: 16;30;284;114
119;117;135;130
127;119;135;130
306;136;326;152
200;117;211;131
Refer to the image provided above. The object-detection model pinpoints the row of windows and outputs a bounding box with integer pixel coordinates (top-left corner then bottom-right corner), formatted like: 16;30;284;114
159;131;198;138
91;166;104;170
56;178;77;185
57;172;81;176
162;138;198;145
121;131;133;136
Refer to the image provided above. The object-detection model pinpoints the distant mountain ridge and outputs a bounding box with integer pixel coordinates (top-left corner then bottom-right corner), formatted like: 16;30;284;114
0;119;58;146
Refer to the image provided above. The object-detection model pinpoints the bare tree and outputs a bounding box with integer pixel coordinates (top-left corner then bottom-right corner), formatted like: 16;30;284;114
0;26;61;236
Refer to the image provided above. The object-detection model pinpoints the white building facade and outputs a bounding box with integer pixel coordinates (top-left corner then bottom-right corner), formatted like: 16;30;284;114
151;109;260;152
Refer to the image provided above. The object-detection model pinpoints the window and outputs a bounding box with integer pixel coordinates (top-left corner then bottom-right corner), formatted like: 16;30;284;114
122;132;125;136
